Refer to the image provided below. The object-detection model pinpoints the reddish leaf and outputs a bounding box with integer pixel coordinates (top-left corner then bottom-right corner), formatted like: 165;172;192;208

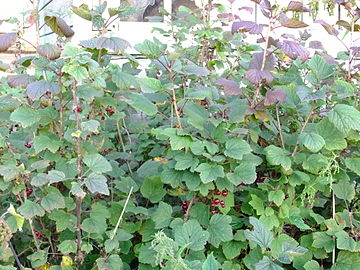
232;21;266;34
45;16;74;38
0;33;17;52
7;74;33;88
264;90;287;106
26;81;61;100
215;78;242;95
249;52;276;71
282;18;308;29
319;53;337;65
287;1;312;12
239;6;254;14
80;37;130;52
36;44;61;60
246;70;273;84
336;20;351;31
315;20;339;36
277;40;310;62
309;41;324;50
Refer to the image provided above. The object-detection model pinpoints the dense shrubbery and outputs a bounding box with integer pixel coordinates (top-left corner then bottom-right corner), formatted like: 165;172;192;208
0;0;359;269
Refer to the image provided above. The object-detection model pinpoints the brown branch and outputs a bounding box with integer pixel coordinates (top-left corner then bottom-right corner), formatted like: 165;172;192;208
184;196;195;222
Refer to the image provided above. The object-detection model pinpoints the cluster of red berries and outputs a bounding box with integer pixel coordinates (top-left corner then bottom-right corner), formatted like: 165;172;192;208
24;142;31;148
209;189;228;214
34;230;47;240
181;201;189;213
105;108;115;115
26;188;33;197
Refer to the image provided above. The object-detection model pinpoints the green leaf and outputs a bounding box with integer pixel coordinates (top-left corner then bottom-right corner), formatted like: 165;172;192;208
195;163;225;184
48;210;77;232
104;239;119;253
83;154;112;173
47;170;66;184
96;254;123;270
174;219;209;251
27;249;48;268
18;200;45;219
0;164;19;182
33;135;61;153
41;191;65;212
151;202;172;229
304;260;323;270
316;119;347;151
249;195;265;215
255;256;284;270
140;177;166;203
184;102;209;130
222;241;246;260
268;190;285;207
298;133;325;152
81;217;107;234
333;179;355;201
265;145;291;169
328;104;360;133
332;251;360;270
84;173;109;195
344;158;360;176
182;64;210;76
174;153;198;171
207;214;233;248
307;55;334;80
227;162;257;185
58;240;77;254
289;171;310;186
44;16;74;37
125;93;158;116
62;65;88;81
335;231;360;252
244;217;274;250
312;232;335;252
332;79;355;99
303;154;328;174
224;138;252;160
10;106;40;128
81;120;100;132
134;39;163;58
202;253;219;270
137;78;162;93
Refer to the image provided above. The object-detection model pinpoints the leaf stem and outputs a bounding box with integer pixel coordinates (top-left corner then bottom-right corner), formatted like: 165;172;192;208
291;108;313;157
275;104;285;149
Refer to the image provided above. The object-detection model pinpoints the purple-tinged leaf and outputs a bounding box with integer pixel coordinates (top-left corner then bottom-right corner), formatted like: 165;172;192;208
246;70;273;84
217;13;235;21
315;20;339;36
277;40;310;62
336;20;351;31
231;21;266;34
264;90;286;106
26;81;61;100
215;78;242;95
309;41;324;50
227;0;236;4
0;33;17;52
287;1;312;12
45;16;74;38
80;37;130;52
239;6;254;14
319;53;337;65
250;0;261;4
332;0;345;4
7;75;34;88
36;44;61;60
282;18;308;29
249;52;276;71
351;47;360;54
182;64;210;77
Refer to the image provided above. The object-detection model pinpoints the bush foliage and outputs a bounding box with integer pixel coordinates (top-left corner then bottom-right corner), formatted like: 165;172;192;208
0;0;359;269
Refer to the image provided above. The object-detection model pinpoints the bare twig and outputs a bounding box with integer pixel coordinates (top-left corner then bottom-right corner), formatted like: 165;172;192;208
116;121;133;176
184;196;196;222
9;242;24;269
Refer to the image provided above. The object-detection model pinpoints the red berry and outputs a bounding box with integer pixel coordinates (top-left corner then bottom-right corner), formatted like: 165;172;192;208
26;188;33;197
210;210;216;214
182;205;188;210
222;191;228;197
34;230;41;238
214;198;220;204
210;203;216;208
181;201;188;206
220;200;225;206
221;204;225;208
96;193;101;198
103;149;109;153
24;143;31;148
105;108;115;115
76;107;82;112
215;190;221;195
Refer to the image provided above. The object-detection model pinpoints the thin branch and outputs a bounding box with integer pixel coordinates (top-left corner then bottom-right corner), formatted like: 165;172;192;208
110;186;134;241
18;37;37;50
275;104;285;149
116;121;133;176
9;242;24;269
184;196;195;222
291;108;313;157
38;0;54;12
